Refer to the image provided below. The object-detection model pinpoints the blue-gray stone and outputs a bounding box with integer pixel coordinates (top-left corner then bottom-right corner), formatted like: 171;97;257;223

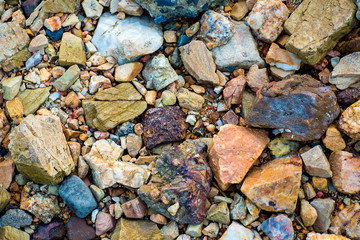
26;51;42;70
0;209;33;229
177;35;192;47
356;0;360;20
115;122;135;136
46;28;64;42
59;176;97;218
134;0;230;23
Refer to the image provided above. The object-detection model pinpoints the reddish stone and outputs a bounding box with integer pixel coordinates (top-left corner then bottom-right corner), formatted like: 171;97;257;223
121;197;147;219
66;216;96;240
95;212;115;236
0;158;15;189
223;75;246;107
222;110;239;125
32;219;65;240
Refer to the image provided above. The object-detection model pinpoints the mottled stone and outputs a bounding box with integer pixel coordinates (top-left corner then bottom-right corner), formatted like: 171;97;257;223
206;202;230;225
0;110;10;145
66;216;96;240
82;0;103;18
138;140;212;224
0;185;10;212
142;106;187;149
0;158;14;189
245;75;340;141
117;0;143;16
261;215;294;240
268;137;299;158
42;0;78;13
122;197;147;219
0;226;29;240
223;75;246;108
330;203;360;237
17;87;51;116
59;32;86;67
32;220;66;240
2;76;22;101
53;65;80;92
311;198;335;233
338;100;360;140
0;209;32;229
95;212;115;236
330;52;360;90
220;221;261;240
301;200;318;227
241;153;302;214
246;0;289;43
306;233;350;240
266;43;301;71
115;62;143;82
322;125;346;152
337;87;360;106
209;124;269;190
111;218;162;240
329;151;360;194
284;0;357;65
300;145;332;178
9;115;74;185
246;64;269;92
176;88;204;111
231;1;248;20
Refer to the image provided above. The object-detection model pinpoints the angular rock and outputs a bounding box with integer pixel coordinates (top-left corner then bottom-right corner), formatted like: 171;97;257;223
59;32;86;67
176;88;204;111
2;76;22;101
209;124;269;190
301;200;318;227
284;0;357;65
82;0;103;18
0;185;10;212
42;0;78;13
0;158;14;189
84;139;150;189
337;87;360;106
0;226;29;240
92;13;163;64
95;212;115;236
329;52;360;90
138;140;212;224
306;233;350;240
220;221;261;240
44;16;62;32
246;0;289;43
121;197;147;219
142;106;187;149
197;10;235;49
28;34;48;52
223;75;246;108
53;65;80;91
212;21;264;71
111;218;162;240
32;220;66;240
9;115;74;185
330;203;360;237
115;62;143;82
265;43;301;71
300;145;332;178
117;0;143;16
338;100;360;139
0;109;10;145
329;151;360;194
231;1;248;20
246;64;269;93
17;87;51;115
66;216;96;240
241;153;302;214
22;0;41;17
322;125;346;152
261;215;294;240
0;22;30;71
206;202;230;225
180;40;219;85
310;198;335;233
230;193;247;220
0;209;32;229
126;133;142;157
245;75;340;141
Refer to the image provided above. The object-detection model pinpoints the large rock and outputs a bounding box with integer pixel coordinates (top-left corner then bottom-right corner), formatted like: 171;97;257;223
0;209;33;229
0;226;30;240
142;106;187;149
138;140;212;224
329;52;360;90
59;32;86;67
92;13;163;64
17;87;51;116
111;218;162;240
212;21;264;71
0;22;30;71
329;151;360;194
241;153;302;214
209;124;269;190
284;0;357;65
261;215;294;240
245;75;340;141
83;83;147;131
133;0;229;23
338;100;360;139
9;115;75;185
84;139;150;189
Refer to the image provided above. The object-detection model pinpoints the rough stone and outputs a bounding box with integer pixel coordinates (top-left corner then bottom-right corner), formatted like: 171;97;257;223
0;209;32;229
337;87;360;106
42;0;78;13
338;100;360;139
138;140;212;224
306;233;350;240
31;220;66;240
59;32;86;67
284;0;357;65
66;216;96;240
28;34;48;52
246;64;269;93
176;88;204;111
17;87;51;116
301;200;318;227
322;125;346;152
206;202;230;225
9;115;74;185
117;0;143;16
0;226;29;240
223;75;246;107
266;43;301;71
330;203;360;237
0;158;14;189
0;185;10;212
2;76;22;101
245;75;340;141
121;197;147;219
310;198;335;233
209;124;269;190
261;214;294;240
220;221;261;240
53;65;80;92
241;153;302;214
111;218;162;240
82;0;103;18
115;62;143;82
329;52;360;90
300;145;332;178
231;1;248;20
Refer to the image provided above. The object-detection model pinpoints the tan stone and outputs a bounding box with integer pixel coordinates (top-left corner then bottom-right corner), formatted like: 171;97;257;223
329;151;360;194
115;62;143;82
209;124;269;190
17;87;51;116
223;75;246;108
300;145;332;178
5;97;24;124
306;233;350;240
265;43;301;71
111;218;162;240
241;153;302;214
322;125;346;151
176;88;204;111
338;100;360;139
64;92;81;109
231;1;248;20
301;200;318;227
0;185;10;212
0;226;30;240
246;64;269;92
68;141;81;166
330;203;360;236
9;115;75;185
0;158;14;189
0;109;10;144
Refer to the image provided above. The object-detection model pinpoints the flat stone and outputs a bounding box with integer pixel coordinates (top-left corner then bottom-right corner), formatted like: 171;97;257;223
329;151;360;194
329;52;360;90
0;185;10;212
245;75;340;141
28;34;48;52
82;0;103;18
142;106;187;149
95;212;115;236
310;198;335;233
2;76;22;101
138;140;212;224
161;221;179;240
261;215;294;240
59;32;86;67
176;88;204;111
241;153;302;214
265;43;301;71
32;220;66;240
300;145;332;178
0;22;30;71
111;218;162;240
0;226;29;240
92;13;163;64
306;233;350;240
220;221;261;240
338;100;360;140
301;200;318;227
180;40;219;85
9;115;74;185
42;0;78;13
17;87;51;115
0;158;14;189
246;0;289;43
212;21;264;71
322;125;346;152
284;0;357;65
66;216;96;240
53;65;80;91
209;124;269;190
115;62;143;82
121;197;147;219
0;209;33;229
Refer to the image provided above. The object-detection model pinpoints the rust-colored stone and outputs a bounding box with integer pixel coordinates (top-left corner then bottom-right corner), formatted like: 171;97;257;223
338;100;360;140
223;75;246;108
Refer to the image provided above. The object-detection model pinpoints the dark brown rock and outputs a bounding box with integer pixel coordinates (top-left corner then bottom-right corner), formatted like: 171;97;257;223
337;27;360;54
142;106;187;149
22;0;42;17
66;216;96;240
32;219;66;240
245;75;340;141
138;140;212;224
336;87;360;106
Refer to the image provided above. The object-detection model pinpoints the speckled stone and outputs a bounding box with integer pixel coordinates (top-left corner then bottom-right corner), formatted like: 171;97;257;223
261;215;294;240
31;220;66;240
0;209;33;229
338;100;360;139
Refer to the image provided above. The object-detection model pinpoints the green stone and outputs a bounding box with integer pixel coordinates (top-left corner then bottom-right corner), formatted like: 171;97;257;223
206;202;231;225
42;0;79;13
94;83;143;101
111;218;162;240
17;87;51;115
90;185;105;202
53;65;80;91
0;226;30;240
0;185;10;212
59;32;86;67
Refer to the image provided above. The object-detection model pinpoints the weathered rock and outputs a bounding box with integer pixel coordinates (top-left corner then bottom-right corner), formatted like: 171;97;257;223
268;137;299;158
115;62;143;82
245;75;340;141
329;151;360;194
161;221;179;240
0;158;14;189
206;202;230;225
28;34;48;52
306;233;350;240
59;32;86;67
121;197;147;219
32;220;66;240
284;0;357;65
209;124;269;190
310;198;335;233
301;200;318;227
0;22;30;71
111;218;162;240
202;222;219;238
53;65;80;92
261;215;294;240
329;52;360;90
82;0;103;18
0;185;10;212
197;10;235;49
95;212;115;236
241;153;302;214
337;87;360;106
220;221;261;240
92;13;163;64
246;64;269;93
330;203;360;237
212;21;264;71
66;216;96;240
0;209;32;229
142;106;187;149
17;87;51;115
0;226;29;240
117;0;143;16
300;145;332;178
42;0;78;13
2;76;22;101
340;206;360;239
230;193;247;220
338;100;360;139
9;115;74;185
322;125;346;152
138;140;212;224
176;88;204;111
180;40;219;85
0;109;10;144
6;97;24;124
266;43;301;71
231;1;248;20
246;0;289;43
223;75;246;108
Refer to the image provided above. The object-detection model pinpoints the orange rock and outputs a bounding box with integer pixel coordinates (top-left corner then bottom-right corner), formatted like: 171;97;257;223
306;232;350;240
338;100;360;139
64;91;81;109
265;43;302;71
0;109;10;144
241;153;302;214
209;124;269;190
329;151;360;194
322;125;346;152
